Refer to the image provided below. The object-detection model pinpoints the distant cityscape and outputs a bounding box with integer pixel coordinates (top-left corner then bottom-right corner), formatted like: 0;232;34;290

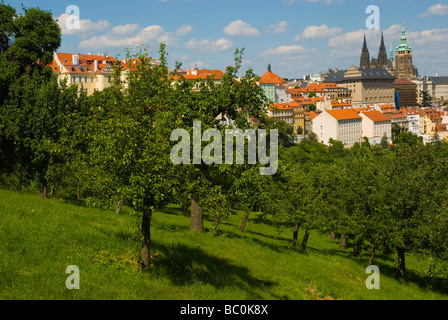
49;24;448;148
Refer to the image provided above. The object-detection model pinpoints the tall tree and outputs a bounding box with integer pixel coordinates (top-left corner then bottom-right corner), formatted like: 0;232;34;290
419;90;432;108
0;5;62;196
383;144;448;278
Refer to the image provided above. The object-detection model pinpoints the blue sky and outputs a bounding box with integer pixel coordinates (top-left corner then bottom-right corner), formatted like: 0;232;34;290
9;0;448;78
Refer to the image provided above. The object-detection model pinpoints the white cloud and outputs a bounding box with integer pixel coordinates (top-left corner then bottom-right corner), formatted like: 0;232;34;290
184;38;234;52
224;20;260;37
328;25;401;59
408;28;448;47
419;3;448;18
268;21;288;34
112;24;140;36
56;13;110;36
262;45;318;56
295;24;342;41
78;25;178;50
175;25;194;37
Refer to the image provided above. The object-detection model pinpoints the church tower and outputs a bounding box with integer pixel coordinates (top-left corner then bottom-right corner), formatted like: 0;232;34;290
360;34;370;69
395;24;417;79
376;33;389;69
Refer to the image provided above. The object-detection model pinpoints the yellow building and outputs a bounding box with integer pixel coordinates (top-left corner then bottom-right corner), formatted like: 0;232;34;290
269;101;310;135
51;52;117;95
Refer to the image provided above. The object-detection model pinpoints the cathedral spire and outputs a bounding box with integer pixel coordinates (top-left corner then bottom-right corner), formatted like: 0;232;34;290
360;34;370;69
377;32;388;68
397;23;412;52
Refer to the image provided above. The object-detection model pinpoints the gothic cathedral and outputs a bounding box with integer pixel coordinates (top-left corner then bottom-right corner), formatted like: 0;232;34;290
360;24;418;80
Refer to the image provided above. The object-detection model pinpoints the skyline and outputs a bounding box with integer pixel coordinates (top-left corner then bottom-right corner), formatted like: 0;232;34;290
10;0;448;78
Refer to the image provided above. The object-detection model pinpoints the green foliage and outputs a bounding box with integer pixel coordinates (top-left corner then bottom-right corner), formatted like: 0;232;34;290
0;4;447;283
0;4;61;103
419;90;432;108
381;135;389;149
259;118;296;147
307;104;317;112
0;4;63;195
393;131;423;147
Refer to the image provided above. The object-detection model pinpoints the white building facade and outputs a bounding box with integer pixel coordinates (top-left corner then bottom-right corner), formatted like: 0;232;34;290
312;110;363;147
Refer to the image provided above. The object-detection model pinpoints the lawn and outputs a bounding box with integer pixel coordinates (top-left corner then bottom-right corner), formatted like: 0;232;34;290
0;188;447;300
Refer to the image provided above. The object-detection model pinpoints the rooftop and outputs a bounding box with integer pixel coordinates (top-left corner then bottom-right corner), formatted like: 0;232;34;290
326;109;362;120
259;71;286;84
361;110;392;122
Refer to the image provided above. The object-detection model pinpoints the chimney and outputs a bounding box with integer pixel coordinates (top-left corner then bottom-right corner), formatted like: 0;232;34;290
94;60;98;72
72;54;79;65
268;64;272;72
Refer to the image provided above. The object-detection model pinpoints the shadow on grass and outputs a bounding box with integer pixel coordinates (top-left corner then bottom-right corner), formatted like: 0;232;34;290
221;229;291;254
61;197;87;207
307;245;448;297
159;205;186;217
151;242;277;299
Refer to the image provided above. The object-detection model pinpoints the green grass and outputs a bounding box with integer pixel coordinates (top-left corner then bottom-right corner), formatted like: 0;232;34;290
0;188;447;300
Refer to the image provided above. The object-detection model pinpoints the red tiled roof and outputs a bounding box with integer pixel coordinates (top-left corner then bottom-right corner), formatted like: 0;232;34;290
55;53;117;74
326;109;362;120
171;69;224;81
259;71;285;84
394;78;416;85
331;100;352;107
296;83;343;92
361;110;391;122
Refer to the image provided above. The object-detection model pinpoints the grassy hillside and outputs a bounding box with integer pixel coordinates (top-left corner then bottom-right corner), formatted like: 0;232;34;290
0;188;447;300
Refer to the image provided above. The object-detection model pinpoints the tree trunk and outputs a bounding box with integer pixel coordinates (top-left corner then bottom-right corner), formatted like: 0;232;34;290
115;198;124;214
301;229;310;250
353;238;360;257
181;199;189;216
293;223;300;247
39;179;48;199
339;234;346;249
50;179;56;196
141;208;153;270
239;210;250;232
382;238;388;254
38;161;49;199
397;247;406;278
330;232;336;240
76;182;81;200
190;199;204;233
369;243;376;265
